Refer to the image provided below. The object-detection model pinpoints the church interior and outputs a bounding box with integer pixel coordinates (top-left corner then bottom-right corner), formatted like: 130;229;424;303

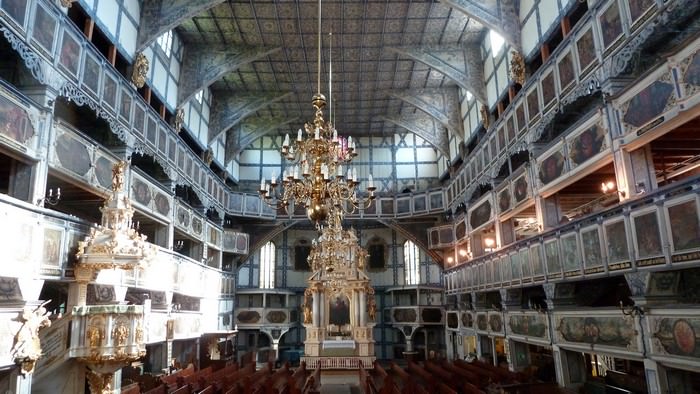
0;0;699;393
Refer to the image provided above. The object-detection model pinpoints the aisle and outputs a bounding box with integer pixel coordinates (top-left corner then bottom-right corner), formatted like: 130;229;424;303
320;384;354;394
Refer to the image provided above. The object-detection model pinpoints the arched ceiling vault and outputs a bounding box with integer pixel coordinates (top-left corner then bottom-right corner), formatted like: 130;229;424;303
171;1;495;158
441;0;521;51
208;91;293;144
136;0;226;53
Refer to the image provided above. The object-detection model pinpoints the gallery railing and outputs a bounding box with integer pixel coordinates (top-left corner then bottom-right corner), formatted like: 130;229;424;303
445;173;700;294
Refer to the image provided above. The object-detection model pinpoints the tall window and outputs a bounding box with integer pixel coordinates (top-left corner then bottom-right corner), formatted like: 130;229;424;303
260;242;275;289
489;30;505;57
195;90;204;104
157;30;173;57
404;240;420;285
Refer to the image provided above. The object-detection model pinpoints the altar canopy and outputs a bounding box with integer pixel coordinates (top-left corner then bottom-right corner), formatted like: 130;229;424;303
302;212;376;362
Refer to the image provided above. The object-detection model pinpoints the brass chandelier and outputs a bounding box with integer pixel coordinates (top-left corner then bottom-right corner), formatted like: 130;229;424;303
259;0;375;225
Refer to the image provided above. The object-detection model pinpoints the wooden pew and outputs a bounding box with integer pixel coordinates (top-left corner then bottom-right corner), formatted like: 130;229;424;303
470;359;522;383
120;382;140;394
454;359;499;385
142;384;167;394
389;362;428;394
440;360;487;388
302;362;321;394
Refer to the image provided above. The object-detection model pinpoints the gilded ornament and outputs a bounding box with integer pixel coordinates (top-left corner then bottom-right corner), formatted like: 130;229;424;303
134;323;144;343
303;304;312;324
87;325;102;348
60;0;75;8
203;148;214;166
480;105;490;129
111;160;127;192
367;296;377;321
86;370;113;394
11;304;51;375
112;323;129;346
131;53;149;89
173;108;185;134
510;50;526;85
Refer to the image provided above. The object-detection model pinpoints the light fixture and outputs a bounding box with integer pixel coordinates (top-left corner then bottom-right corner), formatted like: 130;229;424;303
37;187;61;206
484;237;496;252
307;210;368;286
601;180;616;193
446;256;454;264
458;249;468;257
601;180;625;199
258;0;375;226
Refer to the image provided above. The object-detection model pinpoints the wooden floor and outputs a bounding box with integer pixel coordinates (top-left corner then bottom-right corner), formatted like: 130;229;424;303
320;371;360;393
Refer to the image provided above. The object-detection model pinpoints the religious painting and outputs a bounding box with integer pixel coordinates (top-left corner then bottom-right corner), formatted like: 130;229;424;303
527;88;540;122
413;194;426;212
13;222;34;263
622;80;674;129
508;315;547;338
168;137;176;161
58;29;81;77
381;198;394;215
82;53;101;97
42;227;63;267
628;0;655;27
516;104;526;133
266;311;286;324
0;277;22;301
492;259;501;283
560;234;580;273
605;220;629;263
545;239;561;275
229;193;242;212
244;195;259;215
154;193;170;216
393;308;416;323
530;244;544;276
469;199;492;230
519;249;531;279
455;219;466;239
500;255;511;282
439;227;453;244
488;313;503;333
55;132;90;176
2;0;28;26
558;51;576;92
498;187;511;213
237;311;260;324
510;253;521;281
569;124;606;167
131;179;151;206
397;197;410;215
633;211;663;258
119;87;132;122
513;173;529;203
191;217;203;236
653;317;700;358
0;95;34;144
538;151;565;185
497;126;506;151
506;116;516;143
133;104;145;136
447;313;458;329
429;191;443;211
94;156;113;189
667;200;700;252
461;312;473;328
576;28;597;74
31;5;56;54
541;71;556;109
559;316;636;349
147;117;157;145
293;239;311;271
599;2;624;50
102;73;118;110
581;226;604;270
422;308;442;323
158;127;167;154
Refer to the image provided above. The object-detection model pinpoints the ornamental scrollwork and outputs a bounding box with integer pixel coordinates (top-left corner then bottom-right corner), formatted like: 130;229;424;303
131;52;149;88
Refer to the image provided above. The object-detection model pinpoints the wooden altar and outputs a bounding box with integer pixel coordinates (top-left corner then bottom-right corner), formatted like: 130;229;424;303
301;214;376;368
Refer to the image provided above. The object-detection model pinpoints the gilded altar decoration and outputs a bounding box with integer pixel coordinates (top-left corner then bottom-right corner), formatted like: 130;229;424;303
87;370;113;394
11;304;51;374
303;288;313;324
76;161;156;271
60;0;75;8
203;148;214;166
134;323;144;343
480;104;490;129
368;296;377;321
131;52;149;88
173;107;185;134
87;325;102;348
510;50;526;85
112;323;129;346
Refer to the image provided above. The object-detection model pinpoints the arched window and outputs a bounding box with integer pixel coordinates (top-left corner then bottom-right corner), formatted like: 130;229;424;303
403;240;420;285
259;242;275;289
